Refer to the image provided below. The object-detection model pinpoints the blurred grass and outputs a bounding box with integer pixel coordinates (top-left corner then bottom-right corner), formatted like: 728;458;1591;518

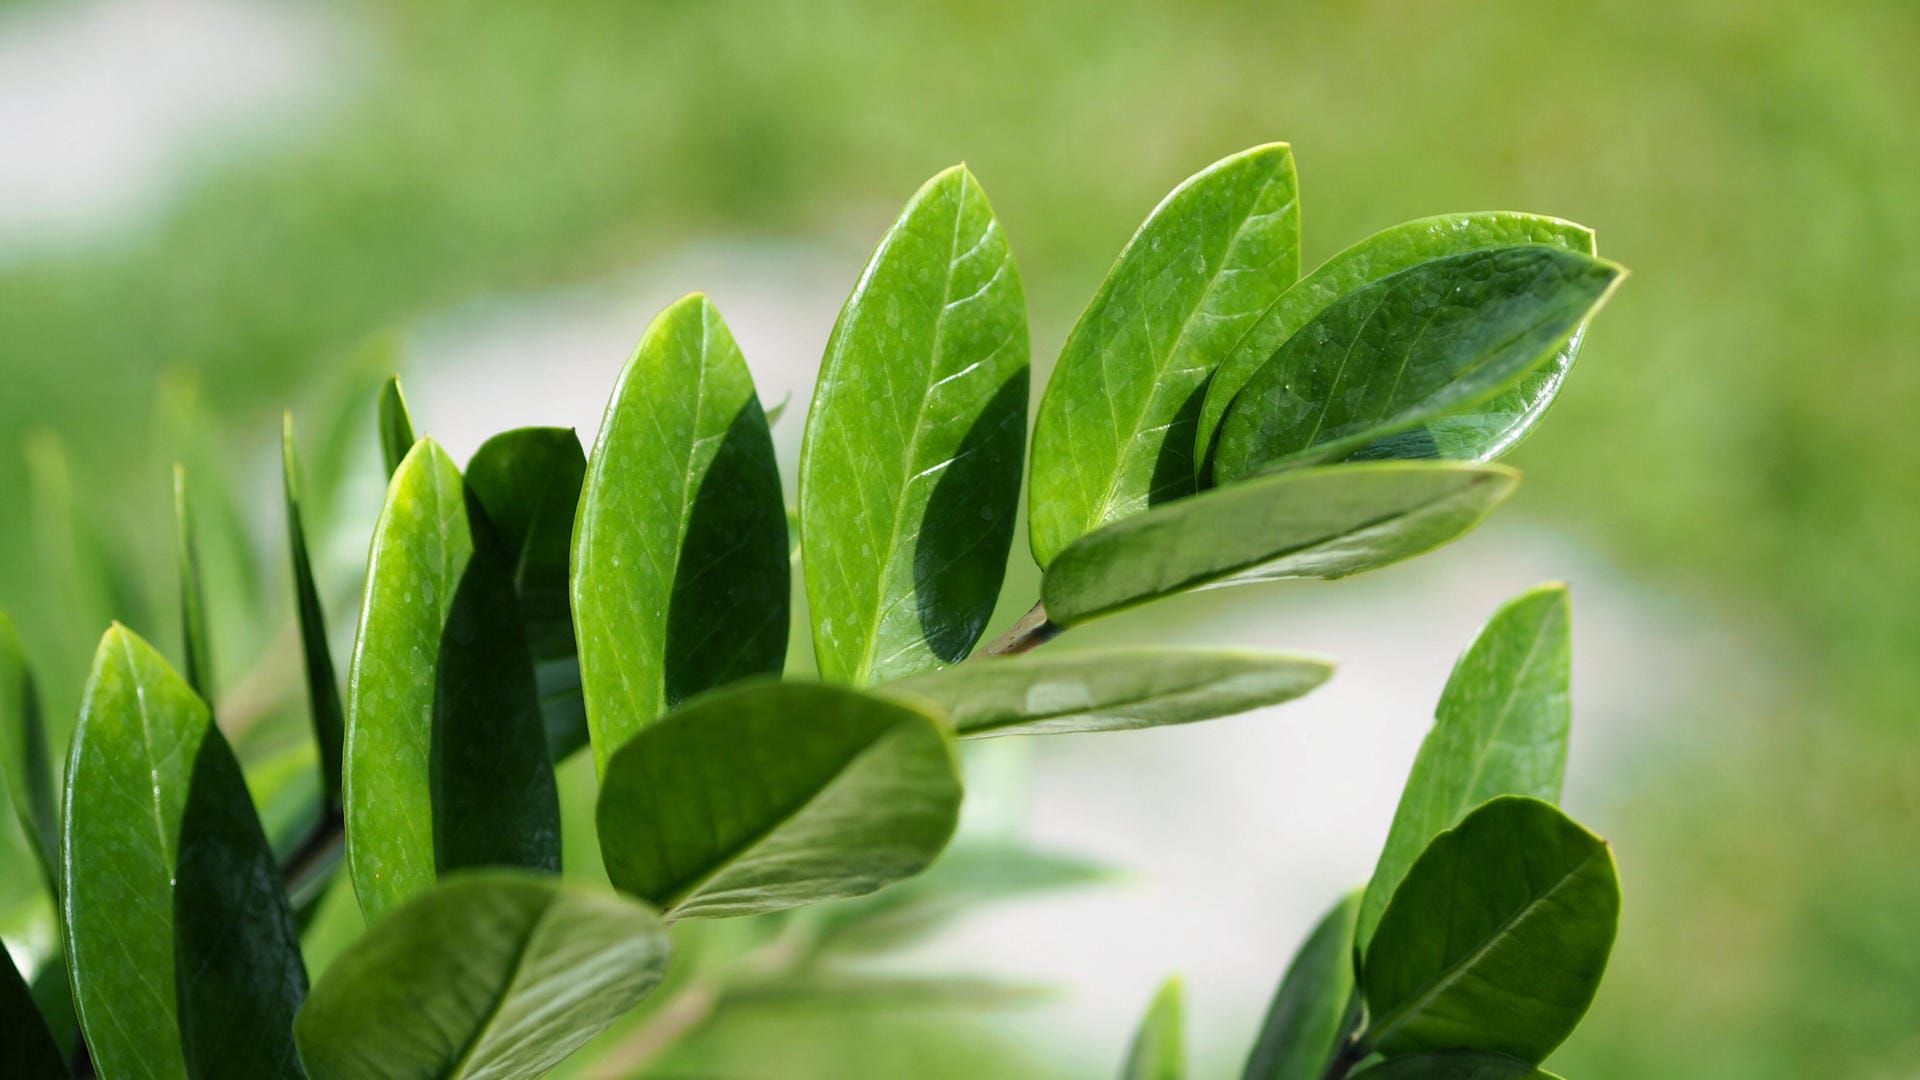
0;0;1916;1075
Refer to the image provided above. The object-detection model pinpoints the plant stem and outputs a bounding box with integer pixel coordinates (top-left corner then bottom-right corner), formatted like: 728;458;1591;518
1319;1037;1367;1080
282;806;345;904
977;602;1063;657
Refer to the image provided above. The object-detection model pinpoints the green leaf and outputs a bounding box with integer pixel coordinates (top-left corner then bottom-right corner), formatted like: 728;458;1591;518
883;648;1332;738
1357;584;1572;951
1359;796;1619;1062
727;973;1059;1009
0;611;57;889
1029;144;1300;566
1348;1052;1563;1080
62;625;307;1079
2;945;67;1079
466;427;590;762
597;681;962;920
345;439;559;923
1041;462;1517;626
172;462;214;705
1120;977;1186;1080
799;165;1029;684
1211;247;1622;484
282;414;346;811
574;293;789;774
377;375;417;477
294;870;670;1079
1197;213;1598;472
1243;891;1361;1080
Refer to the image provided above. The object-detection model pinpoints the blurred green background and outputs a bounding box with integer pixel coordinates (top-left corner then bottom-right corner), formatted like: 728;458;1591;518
1;0;1916;1076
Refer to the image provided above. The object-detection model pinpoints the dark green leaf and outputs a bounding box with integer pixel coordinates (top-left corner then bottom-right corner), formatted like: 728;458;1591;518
172;462;214;705
883;648;1332;737
1244;891;1361;1080
1041;462;1518;626
294;871;670;1079
62;625;307;1079
799;165;1029;684
1349;1051;1562;1080
344;439;559;922
377;375;417;477
1211;247;1623;484
574;294;789;773
1120;977;1186;1080
283;414;346;810
0;611;57;889
1357;584;1572;950
1029;144;1299;566
1360;796;1619;1062
2;945;67;1079
1196;213;1598;472
466;427;589;762
597;681;962;920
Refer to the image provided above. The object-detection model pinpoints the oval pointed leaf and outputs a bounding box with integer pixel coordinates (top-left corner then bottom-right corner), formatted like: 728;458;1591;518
1041;462;1518;626
574;294;789;774
1196;213;1597;471
173;463;214;704
1357;584;1572;950
0;610;58;888
1244;891;1361;1080
597;682;962;920
1121;977;1186;1080
884;648;1331;738
3;943;67;1078
1029;144;1300;566
1212;247;1623;484
1360;796;1619;1062
345;439;559;922
799;165;1029;684
62;625;307;1079
283;414;346;809
466;427;590;761
294;871;670;1079
1350;1052;1563;1080
377;375;417;477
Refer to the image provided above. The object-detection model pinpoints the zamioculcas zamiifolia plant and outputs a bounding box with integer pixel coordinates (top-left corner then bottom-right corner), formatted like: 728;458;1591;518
0;142;1626;1079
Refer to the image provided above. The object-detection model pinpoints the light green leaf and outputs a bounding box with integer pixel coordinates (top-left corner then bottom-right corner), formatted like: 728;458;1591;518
282;414;346;811
727;973;1059;1010
799;165;1029;685
1360;796;1619;1062
574;294;789;774
0;611;57;889
597;681;962;920
1243;891;1361;1080
1349;1051;1563;1080
1120;977;1186;1080
2;945;67;1079
62;625;307;1079
1357;584;1572;950
466;427;590;762
1041;462;1517;626
1029;144;1299;566
172;462;214;705
883;648;1332;738
345;439;558;922
377;375;417;477
294;871;670;1080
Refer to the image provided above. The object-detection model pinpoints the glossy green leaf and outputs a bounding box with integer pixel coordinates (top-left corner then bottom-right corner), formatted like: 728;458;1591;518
1042;462;1517;626
466;427;589;761
1121;977;1186;1080
1360;796;1619;1062
1197;213;1598;472
1357;584;1572;950
282;414;346;810
2;945;67;1079
597;681;962;920
1244;891;1361;1080
345;439;559;922
1349;1051;1563;1080
1029;144;1299;566
62;625;307;1079
800;165;1029;684
574;294;789;774
0;611;57;887
883;648;1332;738
377;375;417;477
172;462;214;705
294;871;670;1080
1211;247;1622;484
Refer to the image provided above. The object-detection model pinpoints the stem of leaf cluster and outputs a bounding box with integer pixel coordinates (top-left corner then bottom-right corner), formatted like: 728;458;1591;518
1319;1037;1367;1080
977;602;1063;657
282;806;345;902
